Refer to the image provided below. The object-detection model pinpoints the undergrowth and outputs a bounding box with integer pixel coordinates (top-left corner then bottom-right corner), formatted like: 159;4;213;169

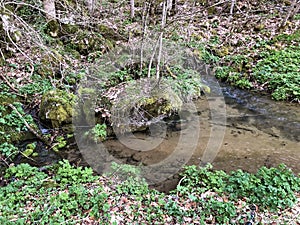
214;30;300;102
0;161;299;224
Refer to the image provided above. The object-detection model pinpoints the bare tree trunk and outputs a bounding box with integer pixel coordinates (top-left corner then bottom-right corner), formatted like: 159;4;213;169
85;0;95;15
140;2;150;74
130;0;135;19
43;0;56;21
147;38;159;78
156;1;167;80
230;0;235;16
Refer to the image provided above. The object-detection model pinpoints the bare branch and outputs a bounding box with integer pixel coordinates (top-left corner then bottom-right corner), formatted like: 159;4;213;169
6;103;51;147
281;0;300;28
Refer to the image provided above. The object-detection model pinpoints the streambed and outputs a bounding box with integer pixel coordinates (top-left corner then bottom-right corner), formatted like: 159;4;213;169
88;85;300;191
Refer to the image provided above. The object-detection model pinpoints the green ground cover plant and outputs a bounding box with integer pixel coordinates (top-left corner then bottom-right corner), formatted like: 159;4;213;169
177;164;300;212
252;46;300;101
214;30;300;102
0;94;38;161
1;0;300;224
0;161;299;224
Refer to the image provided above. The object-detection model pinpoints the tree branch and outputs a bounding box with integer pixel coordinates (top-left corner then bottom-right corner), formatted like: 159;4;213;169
6;103;51;146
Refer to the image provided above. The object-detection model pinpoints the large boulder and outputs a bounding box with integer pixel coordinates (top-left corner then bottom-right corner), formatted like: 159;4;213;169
39;90;77;128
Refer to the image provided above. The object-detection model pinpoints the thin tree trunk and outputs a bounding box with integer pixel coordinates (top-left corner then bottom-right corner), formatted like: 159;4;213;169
43;0;56;20
86;0;95;15
147;38;159;78
156;1;167;80
130;0;135;19
230;0;235;16
140;2;150;75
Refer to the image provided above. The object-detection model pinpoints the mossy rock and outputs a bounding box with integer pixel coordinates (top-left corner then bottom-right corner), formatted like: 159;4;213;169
96;24;126;42
112;79;182;133
60;23;79;35
137;89;182;119
39;90;77;128
45;20;60;37
66;29;113;55
36;51;63;77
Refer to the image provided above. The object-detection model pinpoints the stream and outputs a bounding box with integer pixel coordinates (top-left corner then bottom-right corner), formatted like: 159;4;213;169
16;81;300;192
83;82;300;191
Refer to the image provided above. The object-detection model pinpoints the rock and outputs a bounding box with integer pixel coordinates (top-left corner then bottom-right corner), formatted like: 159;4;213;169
111;79;183;134
65;29;114;55
45;20;59;37
39;90;77;128
36;51;62;77
96;24;125;41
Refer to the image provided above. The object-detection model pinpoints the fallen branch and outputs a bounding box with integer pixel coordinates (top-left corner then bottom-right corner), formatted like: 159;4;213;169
166;65;177;78
6;103;51;146
0;74;24;96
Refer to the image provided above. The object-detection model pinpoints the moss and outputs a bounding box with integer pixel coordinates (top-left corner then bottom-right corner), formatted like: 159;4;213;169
36;52;63;77
215;46;230;57
136;86;181;117
254;23;265;32
60;23;79;35
46;20;60;37
96;24;124;42
9;131;35;142
23;142;36;157
65;29;111;55
207;6;217;15
66;49;81;59
39;90;77;128
139;88;182;117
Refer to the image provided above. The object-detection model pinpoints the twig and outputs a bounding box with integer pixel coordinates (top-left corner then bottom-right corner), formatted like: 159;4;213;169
176;175;186;197
0;156;10;167
0;48;5;61
0;73;19;93
20;151;38;162
166;65;177;78
280;0;299;28
0;74;25;98
5;22;34;64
